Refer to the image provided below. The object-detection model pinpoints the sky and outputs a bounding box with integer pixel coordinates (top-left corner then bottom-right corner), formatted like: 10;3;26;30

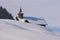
0;0;60;27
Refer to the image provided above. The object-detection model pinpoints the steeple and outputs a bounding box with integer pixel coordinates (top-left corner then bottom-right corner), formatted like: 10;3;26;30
19;8;22;13
18;8;24;19
16;7;29;23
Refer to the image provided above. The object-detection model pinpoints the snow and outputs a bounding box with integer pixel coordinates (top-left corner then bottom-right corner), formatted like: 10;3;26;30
0;0;60;40
18;17;26;23
0;19;60;40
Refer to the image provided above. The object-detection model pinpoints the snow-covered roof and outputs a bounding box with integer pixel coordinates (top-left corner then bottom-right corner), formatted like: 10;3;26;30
36;19;47;25
24;17;47;25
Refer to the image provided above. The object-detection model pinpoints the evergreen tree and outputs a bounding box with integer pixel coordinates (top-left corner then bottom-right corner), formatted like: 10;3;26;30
0;6;14;20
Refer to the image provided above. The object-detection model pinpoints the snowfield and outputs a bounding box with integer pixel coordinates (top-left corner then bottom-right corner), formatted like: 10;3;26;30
0;0;60;40
0;19;60;40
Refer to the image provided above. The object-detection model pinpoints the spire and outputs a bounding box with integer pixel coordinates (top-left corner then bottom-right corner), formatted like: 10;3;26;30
18;7;23;14
18;8;24;19
19;8;23;13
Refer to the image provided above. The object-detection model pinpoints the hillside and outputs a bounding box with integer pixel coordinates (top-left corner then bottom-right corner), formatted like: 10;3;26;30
0;19;60;40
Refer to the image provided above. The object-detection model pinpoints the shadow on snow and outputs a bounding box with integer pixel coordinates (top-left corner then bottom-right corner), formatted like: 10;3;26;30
2;21;30;31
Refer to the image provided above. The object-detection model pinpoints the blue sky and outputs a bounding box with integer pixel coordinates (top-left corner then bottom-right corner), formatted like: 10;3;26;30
0;0;60;27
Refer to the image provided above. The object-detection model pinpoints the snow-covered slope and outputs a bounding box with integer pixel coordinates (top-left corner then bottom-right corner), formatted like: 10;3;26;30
0;19;60;40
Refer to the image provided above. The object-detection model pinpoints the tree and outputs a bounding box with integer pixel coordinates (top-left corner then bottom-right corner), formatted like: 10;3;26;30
0;6;14;20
